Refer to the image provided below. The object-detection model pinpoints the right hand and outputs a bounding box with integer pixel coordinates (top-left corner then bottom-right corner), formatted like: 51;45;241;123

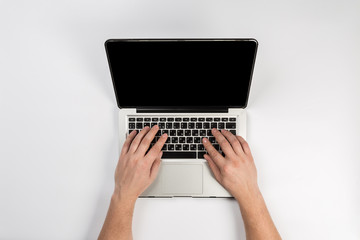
202;129;259;201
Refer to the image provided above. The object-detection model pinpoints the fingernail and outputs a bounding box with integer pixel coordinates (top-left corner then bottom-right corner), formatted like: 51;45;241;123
203;138;208;143
162;133;168;138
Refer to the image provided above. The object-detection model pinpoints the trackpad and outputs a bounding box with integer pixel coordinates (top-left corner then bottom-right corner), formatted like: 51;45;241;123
162;164;203;195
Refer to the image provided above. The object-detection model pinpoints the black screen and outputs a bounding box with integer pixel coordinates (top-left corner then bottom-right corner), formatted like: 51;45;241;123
105;39;257;109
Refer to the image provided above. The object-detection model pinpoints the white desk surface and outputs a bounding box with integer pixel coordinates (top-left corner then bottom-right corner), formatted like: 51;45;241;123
1;0;359;239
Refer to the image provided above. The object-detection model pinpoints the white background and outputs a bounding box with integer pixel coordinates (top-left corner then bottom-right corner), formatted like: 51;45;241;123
0;0;359;239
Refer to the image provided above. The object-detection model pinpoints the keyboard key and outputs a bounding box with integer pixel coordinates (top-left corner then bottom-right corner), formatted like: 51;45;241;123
170;130;176;136
136;123;143;129
162;151;196;159
129;123;135;129
192;130;199;136
179;137;186;143
167;118;174;122
129;118;135;122
185;130;191;136
177;130;184;136
226;123;236;129
136;118;143;121
198;118;205;121
160;118;166;122
175;118;182;121
206;118;213;121
230;118;236;121
175;144;182;150
191;118;197;121
196;123;202;129
183;144;189;150
197;151;207;159
152;118;159;121
168;144;174;150
222;118;228;121
173;122;180;129
182;118;189;122
144;118;151;121
214;118;220;121
181;123;188;129
186;137;193;143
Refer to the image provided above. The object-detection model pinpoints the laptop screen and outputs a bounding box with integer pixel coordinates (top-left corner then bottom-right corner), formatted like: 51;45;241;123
105;39;257;109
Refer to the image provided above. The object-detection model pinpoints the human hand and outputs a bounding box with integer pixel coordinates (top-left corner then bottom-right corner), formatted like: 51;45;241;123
202;129;258;201
113;125;168;203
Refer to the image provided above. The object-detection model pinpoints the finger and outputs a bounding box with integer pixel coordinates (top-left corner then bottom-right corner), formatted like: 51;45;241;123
220;129;244;156
236;135;252;155
204;154;222;182
145;133;168;161
211;128;236;157
129;126;151;153
202;137;225;167
135;125;160;155
120;130;137;156
149;151;162;181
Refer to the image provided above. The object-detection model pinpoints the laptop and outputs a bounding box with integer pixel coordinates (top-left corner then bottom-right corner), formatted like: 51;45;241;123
105;38;258;197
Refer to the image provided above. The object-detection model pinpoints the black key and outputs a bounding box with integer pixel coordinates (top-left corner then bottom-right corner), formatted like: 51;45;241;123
200;130;206;136
168;144;174;150
182;118;189;122
196;123;202;129
188;123;195;129
136;118;143;121
152;118;159;121
186;137;193;143
194;137;201;143
129;118;135;122
190;118;197;121
175;144;182;150
177;130;184;136
226;123;236;129
175;118;182;122
214;118;220;121
151;122;157;127
173;122;180;129
181;123;188;129
179;137;186;143
160;118;166;122
185;130;191;136
167;118;174;122
170;130;176;136
192;130;199;136
162;151;197;159
190;144;197;150
209;137;216;143
162;129;169;135
211;122;217;129
197;144;205;150
166;122;173;129
165;137;171;143
129;123;135;129
222;118;228;121
218;122;225;129
144;122;150;127
230;118;236;121
144;118;151;121
197;151;207;159
206;130;212;136
162;144;167;151
183;144;190;150
136;123;143;129
203;122;210;129
198;118;205;121
158;122;165;129
213;144;220;150
171;137;178;143
206;118;213;121
230;130;236;135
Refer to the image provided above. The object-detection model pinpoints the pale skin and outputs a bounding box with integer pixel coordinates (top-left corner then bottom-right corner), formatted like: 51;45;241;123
98;125;281;240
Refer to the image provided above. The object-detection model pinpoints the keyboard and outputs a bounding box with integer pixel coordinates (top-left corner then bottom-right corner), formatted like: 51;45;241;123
128;116;237;159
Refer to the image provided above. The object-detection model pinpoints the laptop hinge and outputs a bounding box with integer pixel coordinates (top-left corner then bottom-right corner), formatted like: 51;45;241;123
136;107;228;113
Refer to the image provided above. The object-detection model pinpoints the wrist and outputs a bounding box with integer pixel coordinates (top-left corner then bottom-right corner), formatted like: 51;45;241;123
233;183;262;205
112;190;137;209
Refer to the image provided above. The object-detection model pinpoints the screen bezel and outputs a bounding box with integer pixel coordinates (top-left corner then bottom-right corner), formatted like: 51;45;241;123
105;38;258;109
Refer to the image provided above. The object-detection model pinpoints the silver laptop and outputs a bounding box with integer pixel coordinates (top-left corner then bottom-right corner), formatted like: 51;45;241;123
105;38;258;197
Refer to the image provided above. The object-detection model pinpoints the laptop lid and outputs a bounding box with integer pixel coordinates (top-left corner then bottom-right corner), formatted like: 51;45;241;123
105;39;258;110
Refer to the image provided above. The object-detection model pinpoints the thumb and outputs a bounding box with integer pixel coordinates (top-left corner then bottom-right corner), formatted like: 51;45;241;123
149;151;162;181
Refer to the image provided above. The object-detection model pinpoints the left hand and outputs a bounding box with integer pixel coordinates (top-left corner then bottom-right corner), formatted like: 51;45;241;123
113;125;168;203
